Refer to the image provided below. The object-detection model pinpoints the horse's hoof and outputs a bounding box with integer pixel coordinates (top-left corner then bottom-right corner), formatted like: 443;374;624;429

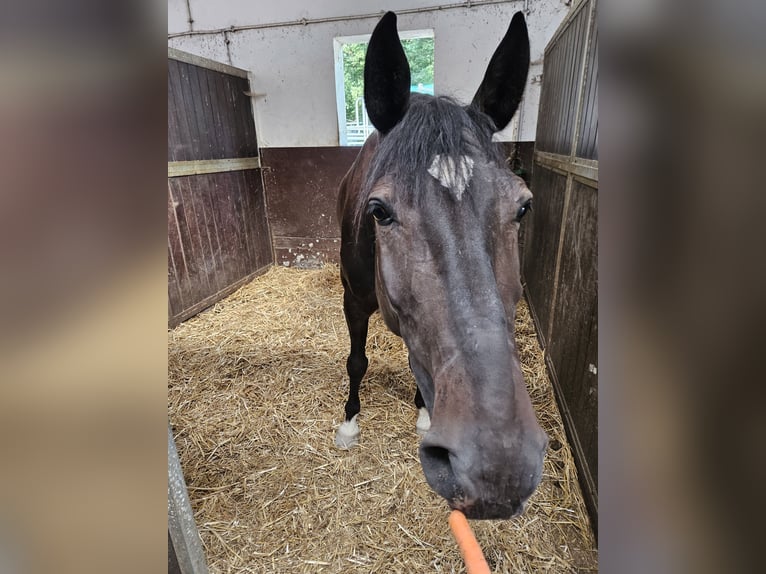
335;415;360;449
416;407;431;436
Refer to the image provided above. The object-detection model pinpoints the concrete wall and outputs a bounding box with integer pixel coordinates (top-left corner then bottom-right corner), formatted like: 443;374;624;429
168;0;570;147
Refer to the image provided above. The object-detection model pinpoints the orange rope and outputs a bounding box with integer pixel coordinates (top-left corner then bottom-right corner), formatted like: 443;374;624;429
449;510;491;574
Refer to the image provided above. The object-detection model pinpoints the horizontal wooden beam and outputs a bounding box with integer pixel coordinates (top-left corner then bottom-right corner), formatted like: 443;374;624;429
167;157;261;178
534;151;598;183
168;47;248;79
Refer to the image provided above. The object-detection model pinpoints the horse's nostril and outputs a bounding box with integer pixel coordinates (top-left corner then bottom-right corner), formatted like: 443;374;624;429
419;444;459;499
421;445;451;475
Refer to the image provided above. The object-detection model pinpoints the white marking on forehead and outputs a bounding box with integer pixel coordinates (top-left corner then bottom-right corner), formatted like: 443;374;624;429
427;154;475;200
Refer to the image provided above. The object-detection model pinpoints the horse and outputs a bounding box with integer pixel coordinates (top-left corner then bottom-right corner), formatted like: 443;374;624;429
334;11;548;520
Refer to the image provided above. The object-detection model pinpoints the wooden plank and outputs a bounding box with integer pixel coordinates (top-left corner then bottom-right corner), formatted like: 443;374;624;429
213;71;235;159
167;236;184;317
169;59;194;162
186;63;212;161
228;171;253;276
577;23;599;160
521;165;568;346
196;173;225;295
168;47;248;79
168;65;181;162
182;175;214;296
170;178;204;305
198;67;223;160
168;157;261;177
168;182;190;307
534;151;598;183
177;60;204;160
221;171;249;284
224;75;245;157
189;66;217;160
206;173;234;289
243;169;274;268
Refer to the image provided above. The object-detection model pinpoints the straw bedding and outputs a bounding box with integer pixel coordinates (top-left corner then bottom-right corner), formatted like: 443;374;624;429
168;265;598;573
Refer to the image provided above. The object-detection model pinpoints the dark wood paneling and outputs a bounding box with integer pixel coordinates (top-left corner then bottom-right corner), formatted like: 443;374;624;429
521;166;568;347
547;179;598;499
576;24;598;160
168;170;272;327
525;0;598;530
261;147;359;266
535;3;590;156
168;59;257;162
169;53;271;327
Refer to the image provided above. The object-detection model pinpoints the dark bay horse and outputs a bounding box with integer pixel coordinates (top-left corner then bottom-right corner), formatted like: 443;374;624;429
335;11;548;520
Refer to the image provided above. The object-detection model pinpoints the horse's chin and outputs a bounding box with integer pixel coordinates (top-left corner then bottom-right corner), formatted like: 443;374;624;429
448;498;527;520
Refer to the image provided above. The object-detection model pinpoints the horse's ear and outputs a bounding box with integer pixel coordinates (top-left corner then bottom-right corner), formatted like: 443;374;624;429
471;11;530;132
364;12;411;134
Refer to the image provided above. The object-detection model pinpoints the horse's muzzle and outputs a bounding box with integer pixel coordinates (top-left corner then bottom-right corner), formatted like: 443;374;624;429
418;429;547;520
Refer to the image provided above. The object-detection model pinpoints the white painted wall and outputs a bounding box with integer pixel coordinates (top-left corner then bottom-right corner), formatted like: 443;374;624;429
168;1;570;147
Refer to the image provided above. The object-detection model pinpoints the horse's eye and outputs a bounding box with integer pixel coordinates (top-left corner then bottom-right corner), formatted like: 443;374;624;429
517;200;532;221
369;200;394;226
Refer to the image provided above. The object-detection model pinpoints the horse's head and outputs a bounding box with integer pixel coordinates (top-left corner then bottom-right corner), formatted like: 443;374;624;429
357;12;547;519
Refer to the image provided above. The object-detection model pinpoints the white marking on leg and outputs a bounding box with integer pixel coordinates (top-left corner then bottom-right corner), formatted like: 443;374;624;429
416;407;431;436
335;414;360;449
427;154;475;200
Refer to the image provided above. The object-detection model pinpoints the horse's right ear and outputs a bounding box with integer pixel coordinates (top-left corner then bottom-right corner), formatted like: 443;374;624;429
364;12;411;134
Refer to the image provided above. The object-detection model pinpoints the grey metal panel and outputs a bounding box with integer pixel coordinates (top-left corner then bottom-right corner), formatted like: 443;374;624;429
168;427;209;574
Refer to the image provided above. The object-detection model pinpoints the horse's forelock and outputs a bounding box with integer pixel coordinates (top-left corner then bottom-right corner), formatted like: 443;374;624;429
351;95;502;235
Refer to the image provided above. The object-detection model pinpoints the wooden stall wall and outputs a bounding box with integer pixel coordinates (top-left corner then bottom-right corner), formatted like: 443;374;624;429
521;0;599;530
260;147;359;268
168;49;273;327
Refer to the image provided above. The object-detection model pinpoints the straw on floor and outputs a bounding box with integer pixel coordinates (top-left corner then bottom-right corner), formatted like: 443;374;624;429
168;265;598;573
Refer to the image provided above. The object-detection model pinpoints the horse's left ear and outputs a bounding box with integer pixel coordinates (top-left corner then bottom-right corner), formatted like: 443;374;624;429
471;11;530;132
364;12;411;134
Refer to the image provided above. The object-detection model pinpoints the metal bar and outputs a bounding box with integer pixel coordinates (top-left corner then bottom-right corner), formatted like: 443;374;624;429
168;157;261;178
535;150;598;182
168;427;209;574
168;0;518;39
168;47;248;79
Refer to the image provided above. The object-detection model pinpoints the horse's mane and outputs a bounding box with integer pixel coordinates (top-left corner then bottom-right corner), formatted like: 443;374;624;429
352;94;504;232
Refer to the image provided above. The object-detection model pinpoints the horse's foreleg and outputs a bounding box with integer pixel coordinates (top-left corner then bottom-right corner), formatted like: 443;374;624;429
335;292;371;449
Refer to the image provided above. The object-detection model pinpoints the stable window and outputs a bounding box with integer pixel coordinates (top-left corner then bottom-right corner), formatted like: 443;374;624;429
334;30;434;146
